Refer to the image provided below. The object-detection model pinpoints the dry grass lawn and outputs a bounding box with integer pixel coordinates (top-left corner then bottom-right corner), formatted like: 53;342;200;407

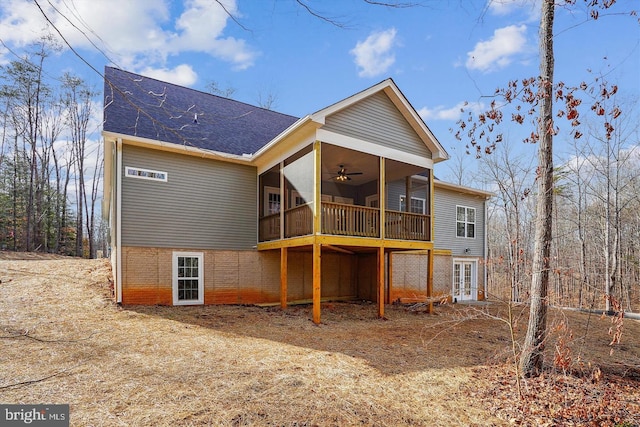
1;253;638;426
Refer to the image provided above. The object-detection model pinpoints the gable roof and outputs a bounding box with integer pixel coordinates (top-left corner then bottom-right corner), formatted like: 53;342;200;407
103;67;299;156
103;68;449;165
310;78;449;163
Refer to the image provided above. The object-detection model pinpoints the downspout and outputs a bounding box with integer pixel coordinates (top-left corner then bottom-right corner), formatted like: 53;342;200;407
116;138;123;303
484;198;488;300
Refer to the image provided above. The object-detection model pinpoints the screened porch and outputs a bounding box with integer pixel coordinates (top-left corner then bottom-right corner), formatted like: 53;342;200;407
258;142;432;244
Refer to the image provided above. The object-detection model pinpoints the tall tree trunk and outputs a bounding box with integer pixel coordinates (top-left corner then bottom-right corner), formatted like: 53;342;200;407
520;0;555;378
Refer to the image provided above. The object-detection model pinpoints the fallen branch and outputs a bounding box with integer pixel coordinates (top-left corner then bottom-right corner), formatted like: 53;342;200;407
0;329;97;343
0;364;81;390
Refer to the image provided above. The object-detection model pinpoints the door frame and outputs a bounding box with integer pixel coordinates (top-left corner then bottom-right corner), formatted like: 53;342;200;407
452;258;477;301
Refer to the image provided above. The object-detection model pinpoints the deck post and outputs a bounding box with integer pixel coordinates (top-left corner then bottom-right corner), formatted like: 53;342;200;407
387;251;393;304
280;247;288;309
377;246;385;318
427;248;434;314
379;157;385;239
405;176;412;212
428;168;435;313
313;242;321;324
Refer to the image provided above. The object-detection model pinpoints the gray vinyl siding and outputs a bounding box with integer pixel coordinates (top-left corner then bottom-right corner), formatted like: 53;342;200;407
121;145;257;249
323;92;432;159
433;186;486;256
386;180;404;211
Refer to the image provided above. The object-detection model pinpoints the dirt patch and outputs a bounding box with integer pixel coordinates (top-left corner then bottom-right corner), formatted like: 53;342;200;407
0;257;638;426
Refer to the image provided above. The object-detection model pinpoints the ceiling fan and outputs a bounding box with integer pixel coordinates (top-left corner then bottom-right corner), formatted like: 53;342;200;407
334;164;363;181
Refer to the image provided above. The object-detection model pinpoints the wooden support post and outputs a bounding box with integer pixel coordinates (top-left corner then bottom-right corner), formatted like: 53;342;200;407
280;247;288;309
388;251;393;304
405;176;412;212
378;246;385;318
427;248;434;314
279;161;285;240
379;157;385;239
313;242;321;324
313;141;322;235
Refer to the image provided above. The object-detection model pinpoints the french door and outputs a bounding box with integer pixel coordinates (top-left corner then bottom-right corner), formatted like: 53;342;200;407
453;260;476;301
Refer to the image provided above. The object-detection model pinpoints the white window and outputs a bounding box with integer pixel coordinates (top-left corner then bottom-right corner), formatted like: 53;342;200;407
456;206;476;238
172;252;204;305
400;196;426;214
264;186;281;216
291;191;308;208
125;166;168;182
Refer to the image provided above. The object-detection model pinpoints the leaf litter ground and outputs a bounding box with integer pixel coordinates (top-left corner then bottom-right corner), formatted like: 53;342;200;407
0;253;638;426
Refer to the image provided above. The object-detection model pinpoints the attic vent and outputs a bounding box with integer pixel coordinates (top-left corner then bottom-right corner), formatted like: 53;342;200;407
125;166;168;182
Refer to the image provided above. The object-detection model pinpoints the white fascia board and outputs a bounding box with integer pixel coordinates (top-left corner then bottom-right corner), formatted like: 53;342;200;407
101;137;114;219
380;86;450;163
101;131;253;165
316;128;434;169
434;179;494;198
310;79;394;123
252;115;313;159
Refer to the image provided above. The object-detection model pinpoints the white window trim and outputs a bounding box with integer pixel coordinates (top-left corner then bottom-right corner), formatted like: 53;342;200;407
456;205;476;239
291;190;312;208
264;186;281;216
365;194;379;208
400;195;426;214
172;252;204;305
125;166;168;182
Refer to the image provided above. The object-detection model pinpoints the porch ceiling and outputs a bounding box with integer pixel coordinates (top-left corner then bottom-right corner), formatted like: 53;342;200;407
320;143;426;186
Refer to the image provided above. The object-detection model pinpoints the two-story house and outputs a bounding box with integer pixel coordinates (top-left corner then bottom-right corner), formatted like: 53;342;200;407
102;67;491;323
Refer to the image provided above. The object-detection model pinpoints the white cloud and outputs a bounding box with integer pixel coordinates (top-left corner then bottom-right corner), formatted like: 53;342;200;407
418;101;486;121
487;0;541;22
138;64;199;87
465;24;528;72
0;0;256;73
350;28;397;78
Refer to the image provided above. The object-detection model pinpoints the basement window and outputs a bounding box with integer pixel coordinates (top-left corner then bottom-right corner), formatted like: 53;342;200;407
172;252;204;305
125;166;168;182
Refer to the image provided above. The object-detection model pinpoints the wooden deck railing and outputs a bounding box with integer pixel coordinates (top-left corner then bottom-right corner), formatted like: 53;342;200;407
259;213;280;241
259;203;430;242
285;203;313;238
385;210;431;241
321;202;380;238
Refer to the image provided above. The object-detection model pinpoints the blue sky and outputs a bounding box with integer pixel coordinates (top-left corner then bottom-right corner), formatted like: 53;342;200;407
0;0;638;182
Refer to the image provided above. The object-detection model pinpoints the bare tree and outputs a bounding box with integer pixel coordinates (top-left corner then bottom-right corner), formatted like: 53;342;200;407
480;144;535;303
453;0;634;377
62;73;96;257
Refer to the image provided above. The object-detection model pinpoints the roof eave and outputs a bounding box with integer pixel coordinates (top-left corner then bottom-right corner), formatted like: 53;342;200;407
101;131;254;164
251;115;315;159
434;179;494;198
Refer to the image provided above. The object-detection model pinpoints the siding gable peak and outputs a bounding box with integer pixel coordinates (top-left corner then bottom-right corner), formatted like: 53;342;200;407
310;79;449;163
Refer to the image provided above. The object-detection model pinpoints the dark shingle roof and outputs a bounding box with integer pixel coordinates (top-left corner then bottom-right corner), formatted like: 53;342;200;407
103;67;300;155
